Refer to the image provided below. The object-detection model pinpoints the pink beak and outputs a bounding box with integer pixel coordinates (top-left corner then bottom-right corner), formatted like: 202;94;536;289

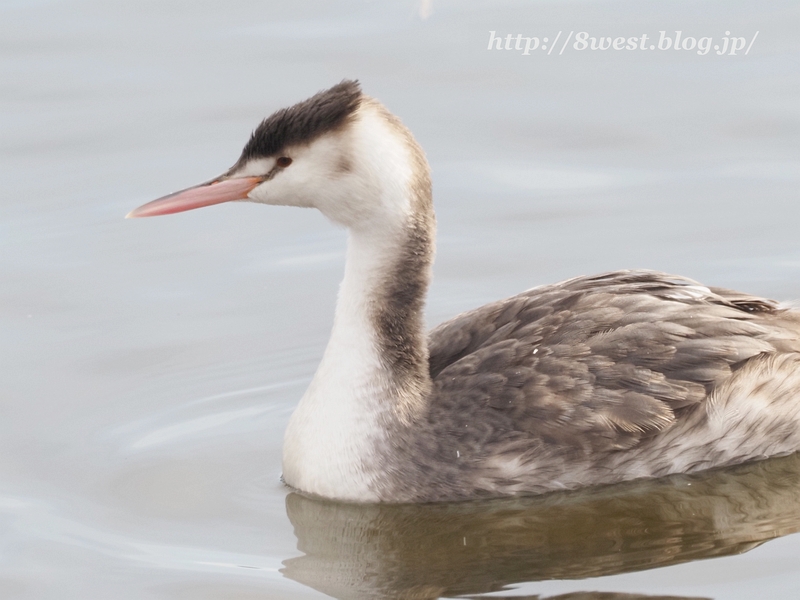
126;176;263;218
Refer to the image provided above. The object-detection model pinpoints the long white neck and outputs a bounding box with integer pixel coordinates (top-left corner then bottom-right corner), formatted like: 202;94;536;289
282;101;434;501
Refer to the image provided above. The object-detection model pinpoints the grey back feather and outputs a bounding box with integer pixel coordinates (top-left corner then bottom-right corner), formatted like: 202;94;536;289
426;271;790;455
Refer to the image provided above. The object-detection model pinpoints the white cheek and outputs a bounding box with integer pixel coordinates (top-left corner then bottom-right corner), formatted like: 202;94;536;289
248;166;318;207
248;178;282;205
248;151;348;210
234;158;272;177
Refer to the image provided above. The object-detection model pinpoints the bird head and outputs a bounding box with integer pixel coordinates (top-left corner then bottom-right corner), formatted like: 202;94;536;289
127;80;428;231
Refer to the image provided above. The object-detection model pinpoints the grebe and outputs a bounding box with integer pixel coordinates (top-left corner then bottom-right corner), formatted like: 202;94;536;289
128;81;800;503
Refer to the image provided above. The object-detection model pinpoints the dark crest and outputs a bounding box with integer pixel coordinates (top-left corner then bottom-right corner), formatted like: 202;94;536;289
238;80;362;161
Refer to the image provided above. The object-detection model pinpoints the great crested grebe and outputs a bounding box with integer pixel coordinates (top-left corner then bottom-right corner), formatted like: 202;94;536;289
129;81;800;503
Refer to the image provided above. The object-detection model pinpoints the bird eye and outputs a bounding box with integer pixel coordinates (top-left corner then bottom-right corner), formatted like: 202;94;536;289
276;156;292;168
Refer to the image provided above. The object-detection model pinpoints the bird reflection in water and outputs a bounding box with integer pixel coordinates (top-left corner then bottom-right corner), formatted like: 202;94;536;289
283;452;800;599
464;594;709;600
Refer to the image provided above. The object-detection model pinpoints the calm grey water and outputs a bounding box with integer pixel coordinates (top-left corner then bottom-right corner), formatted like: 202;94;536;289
2;0;800;598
